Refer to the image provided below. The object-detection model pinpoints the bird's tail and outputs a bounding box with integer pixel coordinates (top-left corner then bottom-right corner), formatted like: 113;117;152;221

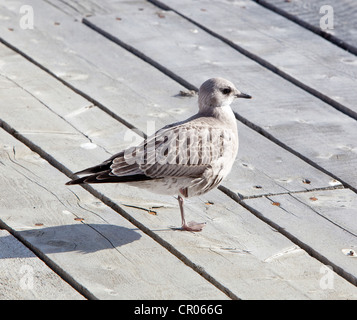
65;172;153;185
65;176;91;185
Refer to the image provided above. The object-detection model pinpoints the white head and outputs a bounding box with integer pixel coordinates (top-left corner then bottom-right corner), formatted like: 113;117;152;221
198;78;251;114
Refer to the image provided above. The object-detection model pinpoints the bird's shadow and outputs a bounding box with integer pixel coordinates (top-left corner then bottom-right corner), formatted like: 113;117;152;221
1;224;141;259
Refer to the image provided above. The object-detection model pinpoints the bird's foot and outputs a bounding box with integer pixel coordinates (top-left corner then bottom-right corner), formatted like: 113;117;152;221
181;221;206;232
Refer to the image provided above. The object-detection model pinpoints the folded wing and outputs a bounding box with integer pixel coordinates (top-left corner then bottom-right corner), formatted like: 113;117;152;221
66;123;233;185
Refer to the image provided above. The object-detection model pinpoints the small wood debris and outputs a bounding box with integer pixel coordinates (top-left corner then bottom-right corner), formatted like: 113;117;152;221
156;11;165;19
8;28;14;31
178;90;196;97
329;179;340;186
272;202;280;207
35;223;44;227
309;197;318;201
74;217;84;222
54;22;60;26
342;249;356;257
115;17;122;21
205;201;214;205
302;179;311;184
122;203;158;215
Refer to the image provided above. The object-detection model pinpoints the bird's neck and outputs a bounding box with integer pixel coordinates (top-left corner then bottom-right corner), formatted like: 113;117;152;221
199;103;236;124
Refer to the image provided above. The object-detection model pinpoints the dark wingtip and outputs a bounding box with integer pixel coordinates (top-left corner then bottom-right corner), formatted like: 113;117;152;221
65;177;86;185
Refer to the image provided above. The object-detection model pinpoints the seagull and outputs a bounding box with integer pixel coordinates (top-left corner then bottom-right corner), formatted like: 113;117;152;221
66;78;251;231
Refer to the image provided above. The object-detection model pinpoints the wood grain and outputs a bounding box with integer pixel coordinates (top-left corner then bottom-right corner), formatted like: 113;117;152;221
0;129;229;299
0;230;84;299
0;2;339;198
0;41;356;300
0;0;356;299
159;0;357;118
83;1;357;191
255;0;357;54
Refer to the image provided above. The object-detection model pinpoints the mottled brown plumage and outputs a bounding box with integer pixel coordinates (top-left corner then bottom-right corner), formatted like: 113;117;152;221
66;78;251;231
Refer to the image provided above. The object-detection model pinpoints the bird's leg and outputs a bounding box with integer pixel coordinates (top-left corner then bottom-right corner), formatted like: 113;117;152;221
177;194;206;232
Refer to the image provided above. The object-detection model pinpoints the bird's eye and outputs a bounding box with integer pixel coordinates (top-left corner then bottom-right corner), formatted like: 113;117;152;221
221;87;231;95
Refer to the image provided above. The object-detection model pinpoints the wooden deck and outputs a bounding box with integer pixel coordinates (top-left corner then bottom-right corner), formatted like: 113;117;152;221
0;0;356;300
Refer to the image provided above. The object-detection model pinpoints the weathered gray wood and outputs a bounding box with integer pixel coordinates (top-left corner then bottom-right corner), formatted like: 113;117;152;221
0;129;229;299
255;0;357;54
0;41;340;198
244;189;357;285
82;1;357;192
2;124;355;300
0;2;341;198
46;0;118;19
0;230;84;300
1;41;357;299
159;0;357;118
57;0;357;119
0;0;189;135
292;190;357;236
1;0;357;298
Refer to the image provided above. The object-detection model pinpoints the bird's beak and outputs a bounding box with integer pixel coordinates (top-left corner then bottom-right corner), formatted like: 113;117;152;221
235;92;252;99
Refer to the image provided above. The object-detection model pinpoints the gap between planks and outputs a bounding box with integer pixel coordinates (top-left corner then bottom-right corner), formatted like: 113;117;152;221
146;0;357;121
1;99;355;291
0;221;95;299
81;17;357;196
0;214;94;299
1;13;356;290
250;0;357;56
0;118;240;300
219;183;345;201
218;185;357;286
1;16;355;196
0;38;146;139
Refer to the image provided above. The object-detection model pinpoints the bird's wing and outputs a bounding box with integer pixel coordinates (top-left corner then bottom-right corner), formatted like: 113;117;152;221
67;122;235;185
115;123;235;178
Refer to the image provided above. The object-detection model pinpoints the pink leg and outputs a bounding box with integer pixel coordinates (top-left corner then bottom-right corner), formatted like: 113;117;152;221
178;195;206;232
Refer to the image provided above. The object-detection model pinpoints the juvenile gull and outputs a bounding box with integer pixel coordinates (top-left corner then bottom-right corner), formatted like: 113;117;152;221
66;78;251;231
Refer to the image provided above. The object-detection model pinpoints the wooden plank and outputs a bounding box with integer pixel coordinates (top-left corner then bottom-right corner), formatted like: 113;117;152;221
0;2;341;199
1;1;354;296
255;0;357;54
0;0;190;135
2;125;355;300
81;1;357;192
0;129;230;300
158;0;357;117
244;189;357;285
0;230;84;299
45;0;118;19
292;190;357;236
1;42;357;299
0;42;339;198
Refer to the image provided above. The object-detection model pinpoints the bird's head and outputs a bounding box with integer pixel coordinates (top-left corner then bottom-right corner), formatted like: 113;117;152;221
198;78;251;114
